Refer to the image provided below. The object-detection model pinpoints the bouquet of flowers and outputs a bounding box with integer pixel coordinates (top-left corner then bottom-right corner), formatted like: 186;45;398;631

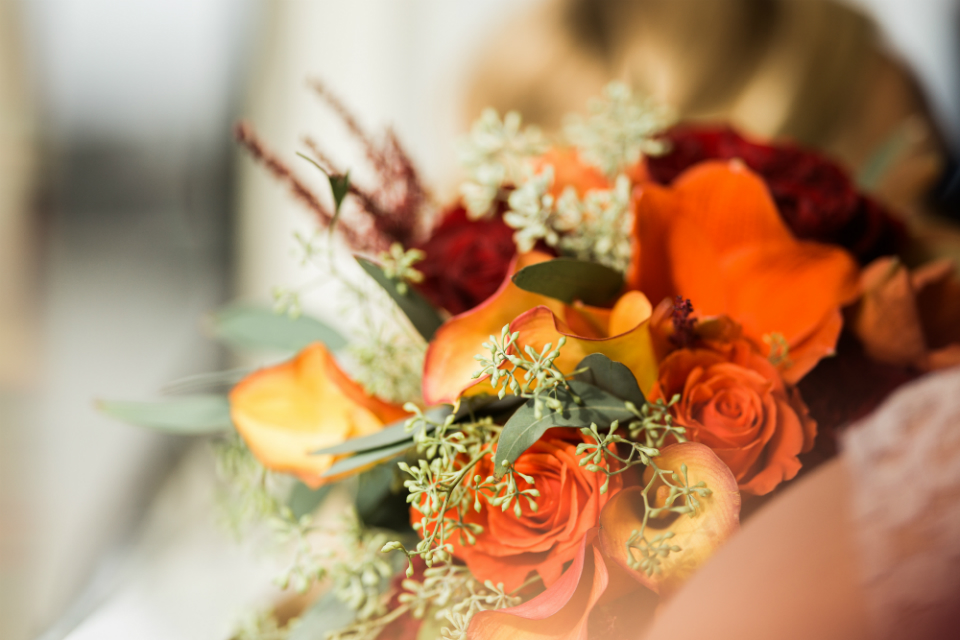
103;81;960;640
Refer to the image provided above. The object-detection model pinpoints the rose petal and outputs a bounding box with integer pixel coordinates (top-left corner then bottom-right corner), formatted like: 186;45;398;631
422;251;564;405
599;442;740;596
229;343;408;488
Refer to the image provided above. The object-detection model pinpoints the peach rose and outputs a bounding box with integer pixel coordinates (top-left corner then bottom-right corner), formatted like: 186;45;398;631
651;340;816;495
418;429;621;592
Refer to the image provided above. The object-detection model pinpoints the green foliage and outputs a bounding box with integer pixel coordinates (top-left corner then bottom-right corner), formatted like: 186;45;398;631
377;243;426;296
573;353;646;406
210;304;347;352
312;407;450;456
356;257;443;342
511;257;624;306
473;325;574;414
323;441;414;478
160;367;252;395
286;591;355;640
97;394;232;434
287;482;333;521
493;381;636;479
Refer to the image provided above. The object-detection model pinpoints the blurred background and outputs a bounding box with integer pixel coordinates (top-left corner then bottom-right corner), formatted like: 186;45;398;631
0;1;957;639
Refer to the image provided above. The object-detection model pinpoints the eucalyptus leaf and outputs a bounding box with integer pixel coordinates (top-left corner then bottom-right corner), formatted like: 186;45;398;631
356;257;444;341
97;395;232;434
287;590;356;640
356;459;410;530
287;482;333;520
210;304;347;353
322;441;413;478
511;258;624;306
160;367;253;395
493;381;634;478
573;353;646;406
311;406;451;456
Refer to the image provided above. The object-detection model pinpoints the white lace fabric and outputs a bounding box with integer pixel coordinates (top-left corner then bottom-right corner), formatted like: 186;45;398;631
841;366;960;639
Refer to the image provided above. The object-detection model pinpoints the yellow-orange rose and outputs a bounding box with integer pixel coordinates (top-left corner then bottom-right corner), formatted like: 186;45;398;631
651;340;816;495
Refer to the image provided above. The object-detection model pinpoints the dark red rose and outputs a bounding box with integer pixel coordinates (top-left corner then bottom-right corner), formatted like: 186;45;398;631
646;125;905;264
414;203;517;315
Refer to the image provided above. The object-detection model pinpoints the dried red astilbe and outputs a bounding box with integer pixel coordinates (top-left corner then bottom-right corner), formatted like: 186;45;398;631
646;125;906;264
235;81;429;254
670;296;697;348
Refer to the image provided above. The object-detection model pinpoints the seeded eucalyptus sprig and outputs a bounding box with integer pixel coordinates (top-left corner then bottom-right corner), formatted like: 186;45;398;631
473;324;578;419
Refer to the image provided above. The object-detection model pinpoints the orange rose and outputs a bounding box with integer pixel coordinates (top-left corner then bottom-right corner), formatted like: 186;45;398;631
651;340;816;495
419;429;621;592
470;443;740;640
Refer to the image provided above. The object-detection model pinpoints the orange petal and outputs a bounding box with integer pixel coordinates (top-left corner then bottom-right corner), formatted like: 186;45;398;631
563;302;612;339
630;161;860;382
229;343;408;488
598;442;740;596
422;252;564;405
509;292;658;395
469;531;609;640
697;241;859;381
853;257;926;367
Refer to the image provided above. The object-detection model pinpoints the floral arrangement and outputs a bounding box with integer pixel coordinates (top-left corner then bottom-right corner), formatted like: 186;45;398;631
102;81;960;640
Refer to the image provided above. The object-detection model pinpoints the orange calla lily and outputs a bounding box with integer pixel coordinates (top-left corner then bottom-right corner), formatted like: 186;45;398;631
508;290;659;395
628;161;860;383
598;442;740;596
229;342;409;488
422;251;564;405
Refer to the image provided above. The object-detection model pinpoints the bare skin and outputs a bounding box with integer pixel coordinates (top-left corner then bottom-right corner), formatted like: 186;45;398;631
643;458;870;640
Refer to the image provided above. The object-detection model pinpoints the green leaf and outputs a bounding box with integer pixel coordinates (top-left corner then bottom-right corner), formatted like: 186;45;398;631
573;353;646;406
493;381;634;478
210;304;347;353
328;171;351;216
287;590;356;640
97;395;232;434
311;406;451;456
356;257;444;342
356;459;407;529
160;367;253;395
287;482;333;520
322;441;413;478
511;257;624;306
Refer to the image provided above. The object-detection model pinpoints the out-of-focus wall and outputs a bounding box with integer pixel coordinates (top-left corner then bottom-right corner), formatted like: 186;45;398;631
9;1;257;637
235;0;539;326
0;2;38;639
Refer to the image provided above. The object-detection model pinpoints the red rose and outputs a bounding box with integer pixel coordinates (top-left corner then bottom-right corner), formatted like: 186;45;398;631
414;203;517;315
646;125;905;264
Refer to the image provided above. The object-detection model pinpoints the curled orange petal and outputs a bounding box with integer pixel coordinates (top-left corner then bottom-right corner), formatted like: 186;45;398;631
599;442;740;596
229;343;408;487
508;291;658;395
422;251;564;405
629;160;860;383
